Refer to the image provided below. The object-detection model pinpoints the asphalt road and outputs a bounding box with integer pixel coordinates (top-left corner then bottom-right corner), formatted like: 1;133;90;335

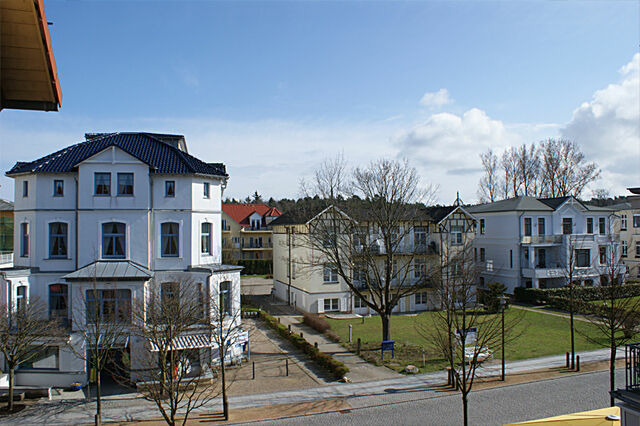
251;369;624;426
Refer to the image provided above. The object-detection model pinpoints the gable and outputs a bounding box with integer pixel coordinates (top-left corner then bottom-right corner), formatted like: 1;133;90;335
77;145;147;166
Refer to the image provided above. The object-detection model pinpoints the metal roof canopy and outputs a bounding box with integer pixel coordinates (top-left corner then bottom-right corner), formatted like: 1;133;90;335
63;260;152;281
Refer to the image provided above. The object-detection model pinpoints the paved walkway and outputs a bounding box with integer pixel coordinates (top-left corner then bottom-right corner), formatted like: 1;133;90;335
512;304;593;323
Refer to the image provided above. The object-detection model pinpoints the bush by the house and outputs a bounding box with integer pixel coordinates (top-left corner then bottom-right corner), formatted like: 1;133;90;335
258;311;349;379
478;282;508;313
514;283;640;305
303;313;331;333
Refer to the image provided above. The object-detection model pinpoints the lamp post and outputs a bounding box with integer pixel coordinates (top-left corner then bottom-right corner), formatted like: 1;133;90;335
499;295;507;381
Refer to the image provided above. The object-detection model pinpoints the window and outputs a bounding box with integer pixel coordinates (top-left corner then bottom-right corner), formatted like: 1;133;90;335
201;223;212;255
634;215;640;228
480;248;485;262
622;241;628;257
219;281;231;315
117;173;134;196
474;247;477;261
94;173;111;195
636;243;640;258
599;217;606;235
599;246;607;264
165;180;175;197
49;284;68;322
575;249;590;268
102;222;125;258
562;218;573;235
536;248;546;268
415;292;427;305
251;218;261;230
414;258;426;278
524;218;532;236
323;298;339;312
538;218;545;236
322;232;337;248
49;222;68;258
161;222;179;257
22;181;28;197
203;182;210;198
20;222;29;257
414;226;427;249
19;347;59;370
86;289;131;323
622;214;628;230
586;218;593;234
323;265;338;283
450;225;463;245
480;219;485;234
510;249;513;268
161;282;179;305
221;219;228;231
354;296;365;309
53;180;64;197
524;247;529;262
16;285;26;313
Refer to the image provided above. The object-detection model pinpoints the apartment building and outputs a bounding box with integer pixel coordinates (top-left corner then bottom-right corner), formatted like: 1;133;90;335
612;187;640;281
469;196;621;293
1;132;246;387
221;204;281;261
270;200;476;314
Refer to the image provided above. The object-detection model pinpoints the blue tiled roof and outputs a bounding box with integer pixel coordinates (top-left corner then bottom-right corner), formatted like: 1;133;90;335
6;132;227;177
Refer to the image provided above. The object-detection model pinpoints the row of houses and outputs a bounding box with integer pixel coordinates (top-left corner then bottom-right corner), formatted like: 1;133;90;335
269;192;636;314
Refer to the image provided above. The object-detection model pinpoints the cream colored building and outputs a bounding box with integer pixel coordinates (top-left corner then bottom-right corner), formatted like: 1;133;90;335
270;202;476;314
221;204;281;262
613;187;640;281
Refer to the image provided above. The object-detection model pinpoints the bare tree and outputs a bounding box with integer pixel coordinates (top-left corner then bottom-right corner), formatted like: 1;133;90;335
578;237;640;406
130;278;220;426
477;149;499;203
0;297;62;412
417;242;520;426
68;276;131;425
300;153;349;200
500;147;519;198
539;139;600;198
208;280;245;421
301;158;437;341
515;143;540;196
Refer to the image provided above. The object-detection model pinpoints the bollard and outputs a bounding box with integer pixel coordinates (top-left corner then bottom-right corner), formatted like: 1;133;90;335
314;341;318;349
300;332;303;339
277;317;280;324
286;359;289;376
288;324;291;333
357;338;361;355
252;362;255;380
576;355;580;372
348;324;352;343
422;349;425;367
566;352;570;368
361;315;365;324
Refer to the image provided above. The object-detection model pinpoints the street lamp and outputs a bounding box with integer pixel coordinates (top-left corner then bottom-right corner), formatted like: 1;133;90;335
499;295;507;381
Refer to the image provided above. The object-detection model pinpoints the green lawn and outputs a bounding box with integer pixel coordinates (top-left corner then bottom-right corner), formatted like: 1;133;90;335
325;308;613;373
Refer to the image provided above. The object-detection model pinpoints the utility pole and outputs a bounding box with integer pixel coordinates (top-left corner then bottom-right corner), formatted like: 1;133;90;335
287;226;292;305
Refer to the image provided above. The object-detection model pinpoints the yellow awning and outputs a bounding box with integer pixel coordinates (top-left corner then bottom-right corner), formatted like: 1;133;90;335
505;407;620;426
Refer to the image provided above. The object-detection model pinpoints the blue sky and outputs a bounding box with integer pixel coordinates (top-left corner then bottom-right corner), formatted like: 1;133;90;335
1;0;638;203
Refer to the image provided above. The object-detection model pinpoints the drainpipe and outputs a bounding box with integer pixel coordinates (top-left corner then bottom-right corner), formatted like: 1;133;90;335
287;227;292;306
149;174;154;270
75;177;79;271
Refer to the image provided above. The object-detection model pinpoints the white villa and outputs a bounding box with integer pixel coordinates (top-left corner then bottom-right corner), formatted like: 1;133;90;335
0;132;246;387
468;196;622;293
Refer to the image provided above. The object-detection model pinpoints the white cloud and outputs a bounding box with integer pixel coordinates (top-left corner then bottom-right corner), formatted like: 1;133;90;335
419;88;453;108
561;53;640;195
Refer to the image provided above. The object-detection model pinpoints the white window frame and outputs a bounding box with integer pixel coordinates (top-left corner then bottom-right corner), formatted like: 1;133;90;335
621;241;628;257
415;291;427;305
323;298;339;312
621;214;628;230
323;265;338;283
48;221;69;259
101;221;127;259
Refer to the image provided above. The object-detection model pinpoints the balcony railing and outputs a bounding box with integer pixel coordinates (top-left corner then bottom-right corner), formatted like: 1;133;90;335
521;235;563;245
625;342;640;392
0;253;13;267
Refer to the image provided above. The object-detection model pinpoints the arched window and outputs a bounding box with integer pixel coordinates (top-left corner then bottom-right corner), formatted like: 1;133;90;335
49;284;68;323
102;222;126;259
49;222;68;258
161;222;179;257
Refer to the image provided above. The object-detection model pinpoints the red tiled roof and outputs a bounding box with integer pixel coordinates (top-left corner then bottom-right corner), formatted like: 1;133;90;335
222;204;282;227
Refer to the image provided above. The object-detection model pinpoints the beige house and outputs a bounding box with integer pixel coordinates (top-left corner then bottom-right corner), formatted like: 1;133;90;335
270;201;476;314
613;187;640;281
221;204;282;262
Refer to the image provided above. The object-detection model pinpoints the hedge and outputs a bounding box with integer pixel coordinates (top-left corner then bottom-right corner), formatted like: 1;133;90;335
238;259;272;275
514;283;640;305
259;311;349;379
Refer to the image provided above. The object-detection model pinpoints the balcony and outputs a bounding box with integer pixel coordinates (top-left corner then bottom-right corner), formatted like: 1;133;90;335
522;266;599;279
222;224;231;232
242;242;273;250
625;342;640;392
0;252;12;267
521;235;563;245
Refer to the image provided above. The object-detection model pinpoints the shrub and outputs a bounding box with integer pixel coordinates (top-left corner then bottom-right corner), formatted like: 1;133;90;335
513;283;640;305
480;282;508;313
238;259;272;275
303;313;331;333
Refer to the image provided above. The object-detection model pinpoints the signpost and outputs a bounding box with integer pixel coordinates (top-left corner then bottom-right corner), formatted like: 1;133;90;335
381;340;395;360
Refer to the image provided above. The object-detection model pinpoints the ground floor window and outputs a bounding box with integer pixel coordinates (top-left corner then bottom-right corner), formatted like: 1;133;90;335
415;292;427;305
19;346;59;370
324;298;339;312
354;296;366;309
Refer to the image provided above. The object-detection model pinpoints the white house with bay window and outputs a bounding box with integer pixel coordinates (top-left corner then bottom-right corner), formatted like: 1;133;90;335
0;132;246;387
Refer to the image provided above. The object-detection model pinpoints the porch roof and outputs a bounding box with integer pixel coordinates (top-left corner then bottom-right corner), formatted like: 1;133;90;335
149;334;213;352
63;261;152;281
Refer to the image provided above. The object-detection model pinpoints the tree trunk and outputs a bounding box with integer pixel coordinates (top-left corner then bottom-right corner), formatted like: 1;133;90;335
462;391;468;426
8;366;14;411
221;349;228;421
610;336;616;407
569;288;575;369
96;368;102;425
381;314;391;341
